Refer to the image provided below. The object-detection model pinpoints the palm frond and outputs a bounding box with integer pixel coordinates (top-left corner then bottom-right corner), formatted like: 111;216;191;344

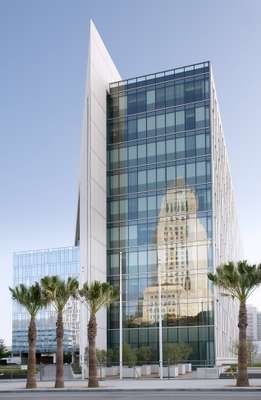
41;276;79;312
9;282;47;317
208;261;261;302
79;281;118;315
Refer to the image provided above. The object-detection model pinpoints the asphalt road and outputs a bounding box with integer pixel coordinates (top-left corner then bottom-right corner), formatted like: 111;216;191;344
0;392;261;400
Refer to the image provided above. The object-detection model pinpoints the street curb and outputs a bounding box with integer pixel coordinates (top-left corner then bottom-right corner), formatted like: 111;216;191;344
1;387;261;393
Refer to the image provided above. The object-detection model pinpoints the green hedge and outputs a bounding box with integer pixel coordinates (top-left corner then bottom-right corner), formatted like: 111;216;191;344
0;368;27;379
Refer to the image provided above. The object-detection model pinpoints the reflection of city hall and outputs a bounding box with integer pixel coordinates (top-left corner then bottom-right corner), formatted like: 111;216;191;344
143;181;209;324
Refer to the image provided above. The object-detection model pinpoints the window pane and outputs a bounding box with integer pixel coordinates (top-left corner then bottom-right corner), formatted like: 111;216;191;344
166;84;174;107
138;223;148;245
146;89;155;110
110;148;119;167
195;106;205;129
138;197;147;219
137;90;146;112
186;163;196;184
196;134;205;156
120;199;128;218
196;161;206;183
156;114;165;134
138;170;147;191
111;201;119;218
205;79;210;97
167;166;175;186
157;167;165;188
186;135;196;157
186;107;195;130
129;225;137;246
166;112;175;133
138;144;146;163
176;137;185;158
129;251;138;274
128;119;137;140
147;115;155;137
128;145;137;164
176;164;185;183
176;110;185;131
119;96;127;112
194;79;204;100
157;140;165;162
119;147;127;164
137;117;146;138
175;82;184;105
127;91;136;114
147;142;156;163
148;195;156;217
148;169;156;190
156;86;165;108
119;119;127;142
184;80;194;102
110;175;118;194
166;138;175;159
128;198;137;220
120;226;128;246
129;171;137;192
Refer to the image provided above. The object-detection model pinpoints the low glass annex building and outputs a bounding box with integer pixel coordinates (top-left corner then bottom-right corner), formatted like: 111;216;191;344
76;22;241;367
12;247;80;355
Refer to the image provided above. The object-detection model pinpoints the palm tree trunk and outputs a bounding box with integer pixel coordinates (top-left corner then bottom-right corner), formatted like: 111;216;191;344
237;301;249;387
55;310;64;388
88;314;98;387
26;316;37;389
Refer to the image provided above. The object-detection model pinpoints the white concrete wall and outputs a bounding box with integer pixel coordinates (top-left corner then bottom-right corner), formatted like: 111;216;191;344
210;67;242;366
79;21;121;360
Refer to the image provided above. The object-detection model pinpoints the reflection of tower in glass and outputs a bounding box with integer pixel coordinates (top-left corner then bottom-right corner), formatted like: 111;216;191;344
143;178;209;324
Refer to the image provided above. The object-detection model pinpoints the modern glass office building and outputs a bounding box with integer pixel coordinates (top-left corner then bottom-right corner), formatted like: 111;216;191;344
76;21;241;367
12;246;80;354
107;64;213;365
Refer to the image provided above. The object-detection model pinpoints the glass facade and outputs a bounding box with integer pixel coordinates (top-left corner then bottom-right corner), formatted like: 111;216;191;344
12;246;80;354
107;62;215;366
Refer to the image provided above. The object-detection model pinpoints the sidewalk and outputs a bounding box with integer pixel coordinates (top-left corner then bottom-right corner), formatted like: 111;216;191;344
0;378;261;392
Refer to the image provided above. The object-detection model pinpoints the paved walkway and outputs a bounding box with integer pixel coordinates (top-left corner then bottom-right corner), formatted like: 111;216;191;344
0;379;261;391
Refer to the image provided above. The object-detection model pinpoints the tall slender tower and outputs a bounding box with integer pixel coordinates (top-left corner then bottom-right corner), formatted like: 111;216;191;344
76;21;121;363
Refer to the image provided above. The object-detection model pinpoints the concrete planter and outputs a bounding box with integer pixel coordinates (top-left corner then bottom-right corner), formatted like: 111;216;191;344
196;367;220;379
163;365;179;378
85;367;106;380
141;365;152;376
123;366;141;378
177;364;186;375
184;363;192;373
97;367;106;379
106;366;119;376
150;364;159;375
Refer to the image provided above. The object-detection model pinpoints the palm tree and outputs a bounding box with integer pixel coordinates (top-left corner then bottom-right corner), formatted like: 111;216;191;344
41;276;79;388
79;281;118;387
9;283;47;389
208;261;261;387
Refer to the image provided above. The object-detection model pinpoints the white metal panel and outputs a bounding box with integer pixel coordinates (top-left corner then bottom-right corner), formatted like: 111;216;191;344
78;20;121;363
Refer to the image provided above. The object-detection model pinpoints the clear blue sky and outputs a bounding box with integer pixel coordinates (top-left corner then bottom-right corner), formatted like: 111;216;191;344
1;0;261;345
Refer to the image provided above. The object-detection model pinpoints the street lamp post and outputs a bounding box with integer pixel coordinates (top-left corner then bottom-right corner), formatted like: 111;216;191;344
158;266;163;380
119;251;123;380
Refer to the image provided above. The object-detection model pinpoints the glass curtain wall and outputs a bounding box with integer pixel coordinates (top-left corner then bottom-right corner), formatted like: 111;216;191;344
12;246;80;354
107;62;214;367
